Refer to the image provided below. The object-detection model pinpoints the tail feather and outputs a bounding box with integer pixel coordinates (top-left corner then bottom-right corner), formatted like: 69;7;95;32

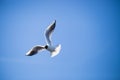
51;44;61;57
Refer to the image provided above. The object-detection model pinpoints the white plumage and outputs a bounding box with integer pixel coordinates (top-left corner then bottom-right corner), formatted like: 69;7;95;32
26;20;61;57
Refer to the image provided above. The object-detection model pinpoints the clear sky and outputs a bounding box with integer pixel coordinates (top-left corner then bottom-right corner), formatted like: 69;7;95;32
0;0;120;80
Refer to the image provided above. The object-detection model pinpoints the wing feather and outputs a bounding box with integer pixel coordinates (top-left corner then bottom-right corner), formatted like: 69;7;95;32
26;45;45;56
45;20;56;45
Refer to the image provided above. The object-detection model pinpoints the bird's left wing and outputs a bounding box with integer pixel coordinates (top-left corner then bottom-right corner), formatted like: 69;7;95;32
26;45;45;56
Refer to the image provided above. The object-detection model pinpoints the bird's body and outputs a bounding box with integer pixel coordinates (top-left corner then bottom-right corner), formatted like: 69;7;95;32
46;45;56;52
26;20;61;57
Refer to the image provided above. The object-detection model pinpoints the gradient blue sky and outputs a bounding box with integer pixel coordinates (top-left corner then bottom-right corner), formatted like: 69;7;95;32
0;0;120;80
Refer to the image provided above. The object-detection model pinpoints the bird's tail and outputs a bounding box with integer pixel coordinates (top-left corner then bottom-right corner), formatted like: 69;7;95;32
51;44;61;57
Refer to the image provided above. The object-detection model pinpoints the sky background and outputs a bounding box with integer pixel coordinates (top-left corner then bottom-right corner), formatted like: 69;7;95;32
0;0;120;80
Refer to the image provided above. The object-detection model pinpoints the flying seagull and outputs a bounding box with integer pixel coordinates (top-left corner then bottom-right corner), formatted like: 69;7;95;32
26;20;61;57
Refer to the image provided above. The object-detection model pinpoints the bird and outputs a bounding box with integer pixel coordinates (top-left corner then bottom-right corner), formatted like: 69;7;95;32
26;20;61;57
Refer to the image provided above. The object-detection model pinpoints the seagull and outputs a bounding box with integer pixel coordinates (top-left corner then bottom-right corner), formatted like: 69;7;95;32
26;20;61;57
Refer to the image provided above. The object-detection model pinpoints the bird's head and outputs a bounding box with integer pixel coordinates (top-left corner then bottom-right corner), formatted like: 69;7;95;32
45;45;48;49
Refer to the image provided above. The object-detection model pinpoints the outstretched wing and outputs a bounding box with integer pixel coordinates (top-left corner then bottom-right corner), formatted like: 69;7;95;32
26;45;45;56
45;20;56;45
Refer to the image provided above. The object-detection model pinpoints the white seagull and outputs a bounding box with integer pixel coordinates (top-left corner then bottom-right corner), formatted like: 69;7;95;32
26;20;61;57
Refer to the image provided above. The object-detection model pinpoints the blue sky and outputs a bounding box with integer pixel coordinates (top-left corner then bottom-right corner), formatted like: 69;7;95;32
0;0;120;80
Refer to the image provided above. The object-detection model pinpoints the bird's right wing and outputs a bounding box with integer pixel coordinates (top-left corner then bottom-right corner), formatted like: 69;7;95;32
26;45;45;56
45;20;56;45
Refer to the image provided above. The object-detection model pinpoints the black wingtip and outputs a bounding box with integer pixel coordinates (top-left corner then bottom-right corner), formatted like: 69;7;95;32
52;20;56;27
53;20;56;25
